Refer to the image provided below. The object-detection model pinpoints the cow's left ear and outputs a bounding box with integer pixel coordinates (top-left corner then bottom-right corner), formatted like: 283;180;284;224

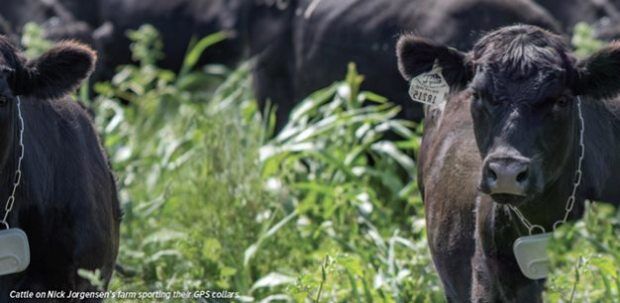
573;42;620;99
13;41;96;99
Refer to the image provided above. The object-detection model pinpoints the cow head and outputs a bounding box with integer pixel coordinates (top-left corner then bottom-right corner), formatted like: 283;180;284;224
0;36;95;166
397;25;620;206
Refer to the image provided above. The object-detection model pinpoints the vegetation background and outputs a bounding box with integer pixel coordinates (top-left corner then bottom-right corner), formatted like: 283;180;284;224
22;22;620;302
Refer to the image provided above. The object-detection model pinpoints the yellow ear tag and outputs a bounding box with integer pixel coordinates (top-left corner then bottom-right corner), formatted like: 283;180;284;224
408;60;449;107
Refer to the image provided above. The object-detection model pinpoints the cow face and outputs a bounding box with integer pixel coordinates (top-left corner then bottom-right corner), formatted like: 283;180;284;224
468;26;578;206
397;25;620;206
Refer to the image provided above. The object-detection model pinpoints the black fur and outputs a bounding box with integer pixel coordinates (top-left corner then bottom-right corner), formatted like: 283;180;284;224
0;36;119;302
575;42;620;99
18;41;96;99
471;25;574;79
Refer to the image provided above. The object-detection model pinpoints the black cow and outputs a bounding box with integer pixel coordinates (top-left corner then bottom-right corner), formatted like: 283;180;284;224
0;0;248;81
0;0;96;45
0;0;56;35
36;0;296;121
86;0;247;79
398;25;620;301
286;0;560;127
90;0;296;109
0;37;120;300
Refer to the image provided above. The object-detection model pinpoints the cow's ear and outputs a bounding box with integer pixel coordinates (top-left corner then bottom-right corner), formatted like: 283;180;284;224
396;35;472;89
14;41;96;99
573;42;620;99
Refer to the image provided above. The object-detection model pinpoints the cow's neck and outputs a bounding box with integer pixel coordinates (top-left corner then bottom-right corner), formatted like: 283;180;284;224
474;99;587;301
479;102;583;249
506;155;581;236
480;162;580;300
510;170;582;234
581;99;620;204
502;97;620;232
478;99;620;280
0;104;19;205
506;103;585;234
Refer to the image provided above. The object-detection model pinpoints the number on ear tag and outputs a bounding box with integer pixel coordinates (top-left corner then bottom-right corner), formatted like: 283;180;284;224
513;232;552;280
0;228;30;276
408;61;449;107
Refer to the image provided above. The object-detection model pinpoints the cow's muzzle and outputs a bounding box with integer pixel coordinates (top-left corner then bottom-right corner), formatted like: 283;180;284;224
480;156;531;204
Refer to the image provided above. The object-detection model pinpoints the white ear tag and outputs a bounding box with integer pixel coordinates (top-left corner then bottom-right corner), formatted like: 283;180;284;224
0;228;30;275
408;61;449;107
513;233;552;280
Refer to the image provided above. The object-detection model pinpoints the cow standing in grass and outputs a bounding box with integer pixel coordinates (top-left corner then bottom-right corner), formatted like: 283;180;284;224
398;25;620;301
0;37;120;301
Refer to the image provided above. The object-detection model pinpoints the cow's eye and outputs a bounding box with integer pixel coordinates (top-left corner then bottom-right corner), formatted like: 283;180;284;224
471;91;480;100
555;96;569;107
486;97;500;107
0;96;8;107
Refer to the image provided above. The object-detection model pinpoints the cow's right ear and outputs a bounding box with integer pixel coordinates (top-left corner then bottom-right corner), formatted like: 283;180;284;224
396;35;472;89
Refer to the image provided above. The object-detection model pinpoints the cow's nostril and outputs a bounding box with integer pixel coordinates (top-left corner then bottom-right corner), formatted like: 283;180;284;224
516;169;528;183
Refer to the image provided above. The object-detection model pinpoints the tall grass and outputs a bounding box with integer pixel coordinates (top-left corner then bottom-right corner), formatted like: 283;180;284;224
87;25;441;302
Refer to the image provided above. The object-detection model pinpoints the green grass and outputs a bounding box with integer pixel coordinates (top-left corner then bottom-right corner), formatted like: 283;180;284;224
88;26;440;302
22;23;620;302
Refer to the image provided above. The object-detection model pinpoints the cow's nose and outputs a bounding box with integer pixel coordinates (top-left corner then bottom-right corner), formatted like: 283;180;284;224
482;158;530;196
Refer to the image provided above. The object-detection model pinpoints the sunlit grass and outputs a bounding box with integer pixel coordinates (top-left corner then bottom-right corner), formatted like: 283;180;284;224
90;26;440;302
